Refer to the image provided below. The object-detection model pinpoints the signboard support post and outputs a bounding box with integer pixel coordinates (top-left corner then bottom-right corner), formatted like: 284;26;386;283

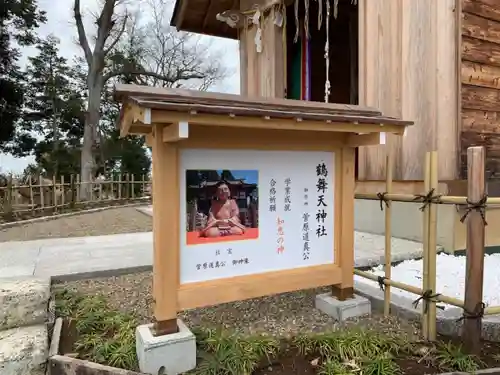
331;147;355;301
151;123;180;335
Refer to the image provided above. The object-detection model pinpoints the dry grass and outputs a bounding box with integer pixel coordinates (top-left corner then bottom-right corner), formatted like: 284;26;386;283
0;206;152;242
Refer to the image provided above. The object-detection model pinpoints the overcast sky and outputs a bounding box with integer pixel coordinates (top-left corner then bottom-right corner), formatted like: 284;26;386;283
1;0;239;174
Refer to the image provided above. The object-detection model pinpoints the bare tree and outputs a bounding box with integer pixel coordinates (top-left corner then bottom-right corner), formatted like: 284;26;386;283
106;0;227;90
73;0;227;199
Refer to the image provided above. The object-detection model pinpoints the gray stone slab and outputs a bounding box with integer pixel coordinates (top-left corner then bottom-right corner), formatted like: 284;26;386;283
354;231;434;268
88;243;152;259
0;277;50;330
38;247;91;262
0;325;48;375
0;265;35;278
0;247;40;268
136;206;153;217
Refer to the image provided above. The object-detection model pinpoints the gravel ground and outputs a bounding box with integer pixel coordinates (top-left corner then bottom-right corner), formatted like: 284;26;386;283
54;271;420;338
0;206;152;242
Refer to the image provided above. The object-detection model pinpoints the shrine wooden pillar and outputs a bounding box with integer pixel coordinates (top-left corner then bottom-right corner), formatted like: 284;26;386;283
239;0;286;98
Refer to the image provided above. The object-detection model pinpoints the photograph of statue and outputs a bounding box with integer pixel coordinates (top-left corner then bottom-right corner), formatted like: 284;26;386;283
185;170;259;245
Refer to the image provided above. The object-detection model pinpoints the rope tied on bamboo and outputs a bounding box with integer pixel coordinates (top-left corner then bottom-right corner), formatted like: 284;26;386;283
459;194;488;226
457;302;485;322
377;276;387;291
413;188;442;211
412;289;441;314
376;192;389;211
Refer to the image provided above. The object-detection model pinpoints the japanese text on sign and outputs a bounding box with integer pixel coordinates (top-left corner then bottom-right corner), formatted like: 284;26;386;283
284;178;292;212
269;179;277;212
277;217;285;253
316;162;329;238
302;212;310;260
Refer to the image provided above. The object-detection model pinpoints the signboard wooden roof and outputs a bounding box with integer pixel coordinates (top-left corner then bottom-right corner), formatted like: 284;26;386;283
170;0;238;39
115;84;412;141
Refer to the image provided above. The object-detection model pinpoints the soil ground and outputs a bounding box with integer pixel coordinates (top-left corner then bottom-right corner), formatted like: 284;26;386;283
0;206;152;242
55;272;500;375
252;340;500;375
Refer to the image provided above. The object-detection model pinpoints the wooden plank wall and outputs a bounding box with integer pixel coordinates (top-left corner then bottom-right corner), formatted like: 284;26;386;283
461;0;500;179
239;0;285;98
358;0;459;181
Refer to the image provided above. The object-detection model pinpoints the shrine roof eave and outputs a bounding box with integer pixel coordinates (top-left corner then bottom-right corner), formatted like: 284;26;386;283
171;0;238;39
114;84;413;138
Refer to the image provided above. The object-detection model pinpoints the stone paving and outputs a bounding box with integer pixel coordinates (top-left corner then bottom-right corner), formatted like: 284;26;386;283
0;229;433;281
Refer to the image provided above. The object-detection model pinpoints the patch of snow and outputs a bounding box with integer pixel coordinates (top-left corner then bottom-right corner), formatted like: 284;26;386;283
354;253;500;310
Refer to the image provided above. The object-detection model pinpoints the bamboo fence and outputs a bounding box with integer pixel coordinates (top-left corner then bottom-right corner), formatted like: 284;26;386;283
354;146;500;353
0;174;152;218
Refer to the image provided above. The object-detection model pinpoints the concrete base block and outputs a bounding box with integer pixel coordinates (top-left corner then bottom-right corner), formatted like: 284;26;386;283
315;293;371;321
136;319;196;375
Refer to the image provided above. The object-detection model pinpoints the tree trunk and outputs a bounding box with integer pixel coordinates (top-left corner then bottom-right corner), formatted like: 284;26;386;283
79;77;103;200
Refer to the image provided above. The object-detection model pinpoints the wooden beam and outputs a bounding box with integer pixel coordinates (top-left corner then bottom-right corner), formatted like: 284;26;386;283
146;134;153;147
163;122;189;142
129;123;152;135
120;104;152;138
119;105;133;138
178;264;341;310
346;133;387;147
150;110;404;134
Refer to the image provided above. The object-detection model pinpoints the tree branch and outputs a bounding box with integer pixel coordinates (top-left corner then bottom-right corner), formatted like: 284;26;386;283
94;0;117;55
103;69;205;84
104;12;128;55
74;0;93;66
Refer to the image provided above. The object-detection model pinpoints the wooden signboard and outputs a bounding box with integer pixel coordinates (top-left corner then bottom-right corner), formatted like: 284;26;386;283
114;84;412;336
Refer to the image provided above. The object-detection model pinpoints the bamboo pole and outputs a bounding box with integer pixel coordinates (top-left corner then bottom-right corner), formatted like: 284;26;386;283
70;175;76;208
89;178;94;202
76;174;80;202
39;175;44;208
427;151;439;341
111;175;115;199
28;176;34;212
61;176;65;207
5;175;13;219
131;174;135;199
354;269;465;308
484;306;500;315
355;193;500;206
126;173;130;198
421;152;431;339
118;174;122;199
53;175;57;211
142;174;146;197
463;146;486;354
384;150;393;316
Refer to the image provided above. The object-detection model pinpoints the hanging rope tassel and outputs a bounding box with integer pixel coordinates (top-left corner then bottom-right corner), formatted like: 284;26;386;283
294;0;300;42
324;0;331;103
317;0;323;30
304;0;310;39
